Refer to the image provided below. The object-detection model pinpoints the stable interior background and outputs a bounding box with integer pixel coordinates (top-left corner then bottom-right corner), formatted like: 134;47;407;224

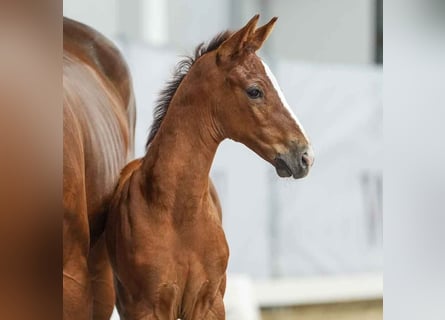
63;1;383;319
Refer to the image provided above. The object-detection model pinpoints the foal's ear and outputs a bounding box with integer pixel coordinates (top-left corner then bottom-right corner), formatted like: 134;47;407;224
248;17;278;52
217;14;259;65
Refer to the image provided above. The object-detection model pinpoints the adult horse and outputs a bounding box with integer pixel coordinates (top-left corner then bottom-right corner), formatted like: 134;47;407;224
106;15;314;320
63;17;135;319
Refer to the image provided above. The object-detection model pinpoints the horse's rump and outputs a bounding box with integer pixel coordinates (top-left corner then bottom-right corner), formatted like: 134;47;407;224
63;17;135;240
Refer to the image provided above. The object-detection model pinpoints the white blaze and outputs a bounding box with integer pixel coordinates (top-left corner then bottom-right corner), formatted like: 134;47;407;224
261;60;309;141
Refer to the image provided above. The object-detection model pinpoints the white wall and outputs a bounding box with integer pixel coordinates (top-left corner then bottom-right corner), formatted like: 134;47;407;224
63;0;118;40
63;0;377;65
270;0;375;64
167;0;231;52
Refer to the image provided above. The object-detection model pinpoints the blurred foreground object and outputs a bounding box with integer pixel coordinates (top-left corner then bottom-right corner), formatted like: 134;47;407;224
0;1;61;319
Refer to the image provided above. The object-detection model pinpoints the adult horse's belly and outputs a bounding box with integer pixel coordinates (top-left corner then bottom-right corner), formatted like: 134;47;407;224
63;52;130;242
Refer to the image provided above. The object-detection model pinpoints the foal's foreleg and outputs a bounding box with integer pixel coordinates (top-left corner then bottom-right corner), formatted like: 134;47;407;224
115;282;180;320
189;278;226;320
203;294;225;320
205;275;227;320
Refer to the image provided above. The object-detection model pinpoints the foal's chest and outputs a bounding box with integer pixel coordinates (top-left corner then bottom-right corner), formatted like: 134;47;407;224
147;221;229;318
174;219;229;279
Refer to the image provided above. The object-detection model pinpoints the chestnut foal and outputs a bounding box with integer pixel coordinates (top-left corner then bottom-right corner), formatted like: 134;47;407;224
106;15;314;320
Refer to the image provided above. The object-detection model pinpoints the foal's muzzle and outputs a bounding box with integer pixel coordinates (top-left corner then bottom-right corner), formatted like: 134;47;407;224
274;145;314;179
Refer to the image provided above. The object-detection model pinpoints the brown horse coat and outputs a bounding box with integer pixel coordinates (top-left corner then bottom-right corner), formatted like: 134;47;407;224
63;17;135;320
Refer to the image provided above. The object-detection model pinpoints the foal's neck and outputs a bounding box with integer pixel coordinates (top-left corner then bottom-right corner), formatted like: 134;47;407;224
141;73;222;214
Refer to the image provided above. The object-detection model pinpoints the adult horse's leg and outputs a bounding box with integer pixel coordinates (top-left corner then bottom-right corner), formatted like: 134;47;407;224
63;187;92;319
63;112;92;320
88;234;115;320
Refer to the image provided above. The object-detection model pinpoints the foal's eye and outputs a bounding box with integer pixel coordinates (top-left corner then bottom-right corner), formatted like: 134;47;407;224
246;87;263;99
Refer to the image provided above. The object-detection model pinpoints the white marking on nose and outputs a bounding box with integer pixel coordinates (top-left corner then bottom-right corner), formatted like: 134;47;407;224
261;60;309;142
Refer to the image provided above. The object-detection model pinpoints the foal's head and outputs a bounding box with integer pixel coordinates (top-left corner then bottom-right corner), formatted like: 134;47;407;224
149;15;314;179
201;15;314;179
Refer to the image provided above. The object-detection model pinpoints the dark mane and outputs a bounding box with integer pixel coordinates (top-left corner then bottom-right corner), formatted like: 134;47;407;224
145;30;232;150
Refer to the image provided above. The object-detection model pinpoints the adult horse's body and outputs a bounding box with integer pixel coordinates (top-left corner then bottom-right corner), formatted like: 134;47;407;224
106;15;314;320
63;18;135;319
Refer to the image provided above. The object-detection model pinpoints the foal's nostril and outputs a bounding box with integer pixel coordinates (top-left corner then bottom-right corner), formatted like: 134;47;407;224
301;149;314;169
301;152;309;168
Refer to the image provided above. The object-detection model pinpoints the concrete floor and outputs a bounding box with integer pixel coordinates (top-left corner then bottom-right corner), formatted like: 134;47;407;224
261;299;383;320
